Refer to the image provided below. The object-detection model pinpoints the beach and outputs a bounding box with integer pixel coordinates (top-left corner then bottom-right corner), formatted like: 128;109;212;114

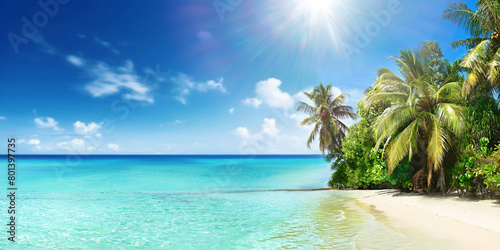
352;190;500;249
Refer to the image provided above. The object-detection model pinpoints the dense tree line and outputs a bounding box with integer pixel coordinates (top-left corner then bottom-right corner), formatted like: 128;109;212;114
298;1;500;196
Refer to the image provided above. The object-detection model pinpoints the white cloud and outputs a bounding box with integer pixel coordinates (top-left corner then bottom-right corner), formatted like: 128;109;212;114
197;79;227;93
0;116;6;120
34;117;61;130
142;66;168;85
107;143;120;151
243;78;295;111
76;34;120;54
27;139;42;151
66;55;85;66
57;138;95;152
171;73;227;104
68;58;154;104
30;37;153;104
94;37;120;55
94;38;110;47
172;73;195;88
233;127;251;139
58;138;84;151
174;90;190;104
232;118;281;152
232;117;322;154
261;118;279;138
74;121;101;135
28;139;40;145
229;108;235;114
255;78;295;111
242;98;263;108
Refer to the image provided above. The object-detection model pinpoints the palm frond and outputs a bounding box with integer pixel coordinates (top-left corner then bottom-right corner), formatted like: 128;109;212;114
296;102;317;115
487;46;500;83
451;37;488;49
300;115;319;126
443;2;483;37
434;103;466;136
306;122;321;149
461;40;490;69
374;106;418;149
427;116;449;173
384;116;420;174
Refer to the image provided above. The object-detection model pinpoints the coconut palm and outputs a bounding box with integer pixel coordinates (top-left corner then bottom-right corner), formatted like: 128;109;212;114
297;83;356;155
443;0;500;95
365;50;466;194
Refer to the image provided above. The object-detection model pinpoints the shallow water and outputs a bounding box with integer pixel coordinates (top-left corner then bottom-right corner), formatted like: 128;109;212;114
0;155;449;249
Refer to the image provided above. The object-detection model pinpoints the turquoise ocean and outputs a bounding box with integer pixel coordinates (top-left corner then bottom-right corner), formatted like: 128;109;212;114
0;155;448;249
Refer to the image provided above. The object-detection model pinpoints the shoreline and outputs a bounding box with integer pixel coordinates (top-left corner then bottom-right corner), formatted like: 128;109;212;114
350;189;500;249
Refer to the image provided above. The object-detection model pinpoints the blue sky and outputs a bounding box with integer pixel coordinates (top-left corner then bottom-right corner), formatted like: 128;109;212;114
1;0;475;154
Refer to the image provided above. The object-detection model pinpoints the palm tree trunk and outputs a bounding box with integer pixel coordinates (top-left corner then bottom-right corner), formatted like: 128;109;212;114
439;165;446;196
410;139;428;191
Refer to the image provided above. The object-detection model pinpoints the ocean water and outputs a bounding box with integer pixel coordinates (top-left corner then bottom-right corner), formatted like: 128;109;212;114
0;155;449;249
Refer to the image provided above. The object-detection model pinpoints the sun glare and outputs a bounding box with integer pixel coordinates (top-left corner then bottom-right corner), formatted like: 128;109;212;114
290;0;344;44
292;0;340;26
244;0;353;71
303;0;332;15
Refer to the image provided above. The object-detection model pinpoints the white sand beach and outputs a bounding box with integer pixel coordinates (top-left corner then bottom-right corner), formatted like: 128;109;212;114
351;190;500;249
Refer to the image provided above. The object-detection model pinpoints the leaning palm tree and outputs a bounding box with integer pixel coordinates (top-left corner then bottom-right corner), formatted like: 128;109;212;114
443;0;500;95
297;83;356;155
365;50;466;194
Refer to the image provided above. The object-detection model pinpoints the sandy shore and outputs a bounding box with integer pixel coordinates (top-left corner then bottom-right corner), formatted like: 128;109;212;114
350;190;500;249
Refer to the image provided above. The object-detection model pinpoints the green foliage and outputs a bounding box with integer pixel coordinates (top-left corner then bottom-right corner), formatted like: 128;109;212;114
420;41;465;85
444;0;500;96
328;97;411;190
324;34;500;196
450;137;500;197
389;158;412;190
463;96;500;147
365;48;466;193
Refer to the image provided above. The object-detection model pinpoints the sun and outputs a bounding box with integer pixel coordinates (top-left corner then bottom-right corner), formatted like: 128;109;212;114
302;0;332;15
292;0;337;20
291;0;340;26
291;0;340;32
242;0;352;69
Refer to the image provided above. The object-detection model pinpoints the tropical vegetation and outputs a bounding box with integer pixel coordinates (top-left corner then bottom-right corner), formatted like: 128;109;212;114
443;0;500;96
298;0;500;197
296;83;357;154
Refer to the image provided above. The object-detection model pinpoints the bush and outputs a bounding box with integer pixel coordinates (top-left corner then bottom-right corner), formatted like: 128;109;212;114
450;137;500;197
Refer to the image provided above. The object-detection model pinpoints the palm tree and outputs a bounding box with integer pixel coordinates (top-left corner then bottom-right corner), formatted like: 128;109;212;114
443;0;500;95
297;83;356;155
365;50;466;194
